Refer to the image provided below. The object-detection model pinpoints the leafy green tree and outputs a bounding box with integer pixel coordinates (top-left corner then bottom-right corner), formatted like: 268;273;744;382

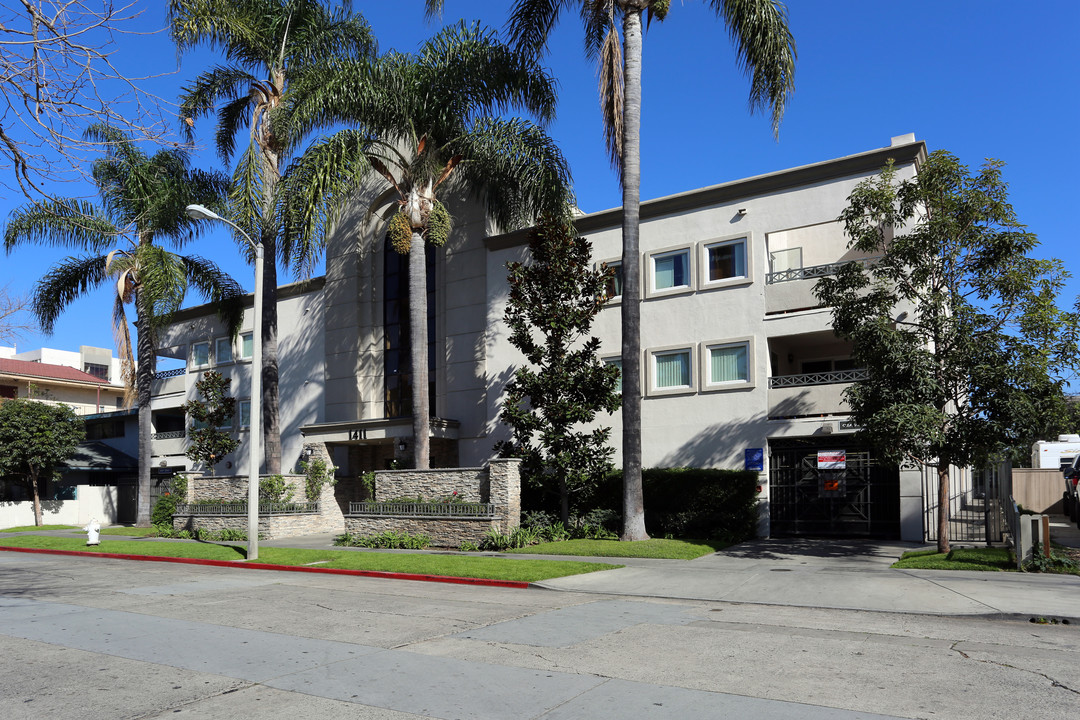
280;22;572;469
480;0;797;541
3;124;244;527
181;370;240;474
496;219;621;524
0;399;85;526
169;0;376;474
815;150;1080;553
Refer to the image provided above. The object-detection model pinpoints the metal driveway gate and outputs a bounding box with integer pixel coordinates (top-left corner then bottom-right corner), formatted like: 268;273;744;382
769;438;900;538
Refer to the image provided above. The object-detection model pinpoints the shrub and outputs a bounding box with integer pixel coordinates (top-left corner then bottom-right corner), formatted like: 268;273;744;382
334;531;431;549
150;475;188;527
301;457;336;502
459;541;480;552
259;474;293;503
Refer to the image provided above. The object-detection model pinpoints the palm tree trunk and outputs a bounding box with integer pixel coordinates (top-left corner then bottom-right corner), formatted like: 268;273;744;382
408;229;430;469
259;239;281;474
135;290;154;526
259;145;282;475
620;8;648;541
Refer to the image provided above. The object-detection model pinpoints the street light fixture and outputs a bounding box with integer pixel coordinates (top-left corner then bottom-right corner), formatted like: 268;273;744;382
185;204;263;561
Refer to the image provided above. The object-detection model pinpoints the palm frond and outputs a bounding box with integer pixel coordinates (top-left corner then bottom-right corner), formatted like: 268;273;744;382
598;24;624;177
32;255;110;334
418;22;559;128
278;129;373;277
168;0;276;70
4;199;119;254
178;255;246;337
112;294;136;406
507;0;572;59
450;117;574;232
178;64;261;147
228;143;266;251
134;245;190;324
709;0;797;136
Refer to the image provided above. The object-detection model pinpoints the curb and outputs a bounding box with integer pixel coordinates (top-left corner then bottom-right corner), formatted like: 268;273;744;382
0;545;531;589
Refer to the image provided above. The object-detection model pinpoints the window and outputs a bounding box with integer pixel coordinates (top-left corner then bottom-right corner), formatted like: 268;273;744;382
709;343;749;384
191;342;210;368
215;337;233;364
654;350;691;389
604;357;623;393
604;261;623;300
238;399;251;428
652;249;690;291
239;332;253;360
0;385;16;399
83;362;109;381
706;239;747;282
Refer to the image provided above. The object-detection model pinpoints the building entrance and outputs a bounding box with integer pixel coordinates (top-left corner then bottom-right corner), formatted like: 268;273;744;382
769;437;899;538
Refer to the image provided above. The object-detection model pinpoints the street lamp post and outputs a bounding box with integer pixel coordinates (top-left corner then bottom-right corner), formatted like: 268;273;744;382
186;204;262;561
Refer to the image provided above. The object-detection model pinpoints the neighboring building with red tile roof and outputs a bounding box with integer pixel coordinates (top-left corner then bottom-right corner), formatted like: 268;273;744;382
0;356;126;414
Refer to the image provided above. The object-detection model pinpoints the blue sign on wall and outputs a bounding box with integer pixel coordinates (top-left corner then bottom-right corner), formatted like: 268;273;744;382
744;448;764;471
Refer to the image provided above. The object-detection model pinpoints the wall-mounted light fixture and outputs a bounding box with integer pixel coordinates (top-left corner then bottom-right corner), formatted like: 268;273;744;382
398;439;407;453
737;208;748;216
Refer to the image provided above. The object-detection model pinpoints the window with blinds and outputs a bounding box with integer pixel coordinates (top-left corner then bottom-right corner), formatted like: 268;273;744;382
710;344;749;384
652;250;689;291
654;350;691;388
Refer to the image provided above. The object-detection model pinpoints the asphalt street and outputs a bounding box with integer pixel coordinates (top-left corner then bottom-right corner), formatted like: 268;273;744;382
1;549;1078;719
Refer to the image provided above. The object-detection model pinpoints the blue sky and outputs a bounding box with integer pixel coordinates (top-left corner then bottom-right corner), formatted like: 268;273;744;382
3;1;1078;361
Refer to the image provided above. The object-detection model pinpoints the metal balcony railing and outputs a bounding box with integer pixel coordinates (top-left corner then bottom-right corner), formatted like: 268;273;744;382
766;257;879;284
348;501;495;518
151;430;185;440
152;368;185;380
768;369;868;388
175;501;320;516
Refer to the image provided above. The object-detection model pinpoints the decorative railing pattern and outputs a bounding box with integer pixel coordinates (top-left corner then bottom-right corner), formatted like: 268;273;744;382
175;501;320;516
152;368;185;380
769;369;868;388
766;257;880;284
348;501;495;518
151;430;185;440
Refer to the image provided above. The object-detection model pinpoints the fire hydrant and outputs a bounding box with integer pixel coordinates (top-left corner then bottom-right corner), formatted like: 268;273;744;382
84;519;100;546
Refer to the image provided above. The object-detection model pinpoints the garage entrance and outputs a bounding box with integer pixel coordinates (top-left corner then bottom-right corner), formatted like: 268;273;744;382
769;437;900;539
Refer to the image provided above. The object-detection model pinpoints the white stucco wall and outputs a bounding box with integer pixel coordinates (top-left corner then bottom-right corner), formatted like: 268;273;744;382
0;486;119;529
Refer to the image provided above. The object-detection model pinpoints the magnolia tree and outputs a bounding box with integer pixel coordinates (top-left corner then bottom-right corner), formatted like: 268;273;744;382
181;370;239;475
496;219;621;524
815;150;1080;552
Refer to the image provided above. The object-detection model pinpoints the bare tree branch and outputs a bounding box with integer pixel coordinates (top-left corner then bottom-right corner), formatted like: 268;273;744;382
0;283;33;343
0;1;176;197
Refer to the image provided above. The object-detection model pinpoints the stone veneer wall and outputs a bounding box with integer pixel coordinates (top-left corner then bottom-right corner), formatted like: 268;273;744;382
174;454;520;545
344;458;522;547
174;461;345;539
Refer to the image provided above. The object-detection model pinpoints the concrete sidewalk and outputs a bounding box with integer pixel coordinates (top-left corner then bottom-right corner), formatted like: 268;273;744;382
7;526;1080;621
272;531;1080;621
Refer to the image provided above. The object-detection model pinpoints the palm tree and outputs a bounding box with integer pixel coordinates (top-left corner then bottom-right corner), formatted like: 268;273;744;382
490;0;797;541
168;0;376;473
3;125;244;526
279;22;573;469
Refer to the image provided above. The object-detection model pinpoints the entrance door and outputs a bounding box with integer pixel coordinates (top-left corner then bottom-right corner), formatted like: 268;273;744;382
769;438;899;538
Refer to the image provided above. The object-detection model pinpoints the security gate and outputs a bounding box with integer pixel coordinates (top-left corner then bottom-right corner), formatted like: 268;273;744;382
769;439;900;538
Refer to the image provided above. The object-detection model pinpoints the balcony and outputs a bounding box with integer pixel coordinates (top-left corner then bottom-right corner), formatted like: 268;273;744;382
151;367;186;397
765;257;878;315
768;369;867;419
151;430;186;456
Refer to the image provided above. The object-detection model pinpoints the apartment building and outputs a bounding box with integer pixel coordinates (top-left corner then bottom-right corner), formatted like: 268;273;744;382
149;135;929;541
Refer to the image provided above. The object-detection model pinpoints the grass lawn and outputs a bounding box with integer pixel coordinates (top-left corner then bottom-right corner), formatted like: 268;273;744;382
891;547;1015;572
504;538;728;560
0;524;78;533
99;526;159;537
0;535;621;583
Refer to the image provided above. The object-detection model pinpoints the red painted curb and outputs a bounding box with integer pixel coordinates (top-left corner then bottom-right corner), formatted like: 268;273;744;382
0;545;531;589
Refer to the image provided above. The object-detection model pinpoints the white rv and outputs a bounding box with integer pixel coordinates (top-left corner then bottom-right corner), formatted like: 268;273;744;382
1031;435;1080;470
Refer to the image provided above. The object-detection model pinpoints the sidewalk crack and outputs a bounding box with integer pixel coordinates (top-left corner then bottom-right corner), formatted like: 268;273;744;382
950;641;1080;695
